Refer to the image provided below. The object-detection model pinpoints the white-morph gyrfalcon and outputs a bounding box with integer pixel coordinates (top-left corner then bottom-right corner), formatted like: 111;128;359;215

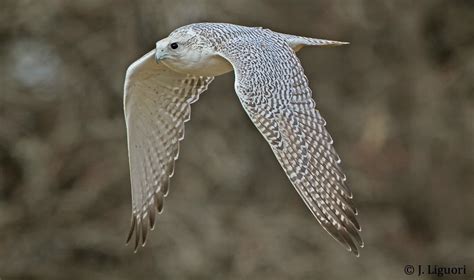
123;23;363;256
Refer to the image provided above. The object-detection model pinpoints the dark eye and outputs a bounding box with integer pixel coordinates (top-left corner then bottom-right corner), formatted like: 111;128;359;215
170;42;179;49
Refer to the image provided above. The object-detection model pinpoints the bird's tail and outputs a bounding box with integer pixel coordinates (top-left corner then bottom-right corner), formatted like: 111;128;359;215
276;32;349;52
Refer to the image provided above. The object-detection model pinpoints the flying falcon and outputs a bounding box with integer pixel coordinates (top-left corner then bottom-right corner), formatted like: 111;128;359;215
123;23;363;256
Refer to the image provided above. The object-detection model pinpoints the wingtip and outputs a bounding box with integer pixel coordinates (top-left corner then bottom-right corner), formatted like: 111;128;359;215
347;238;363;257
155;192;164;213
125;215;137;245
134;239;140;253
149;207;156;231
141;219;148;247
346;242;360;258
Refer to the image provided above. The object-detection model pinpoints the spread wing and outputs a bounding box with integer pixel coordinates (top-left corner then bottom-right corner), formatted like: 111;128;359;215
123;50;214;251
217;31;363;256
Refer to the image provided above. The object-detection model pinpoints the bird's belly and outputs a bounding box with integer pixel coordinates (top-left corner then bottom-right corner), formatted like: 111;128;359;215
165;55;233;77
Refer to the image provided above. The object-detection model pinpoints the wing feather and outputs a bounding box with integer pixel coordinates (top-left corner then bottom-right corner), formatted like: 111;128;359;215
216;30;363;255
124;50;214;251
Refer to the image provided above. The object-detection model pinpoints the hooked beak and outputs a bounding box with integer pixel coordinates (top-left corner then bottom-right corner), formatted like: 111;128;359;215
155;50;168;63
155;39;169;63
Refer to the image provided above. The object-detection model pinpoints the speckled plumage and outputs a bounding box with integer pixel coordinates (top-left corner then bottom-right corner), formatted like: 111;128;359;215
124;23;362;256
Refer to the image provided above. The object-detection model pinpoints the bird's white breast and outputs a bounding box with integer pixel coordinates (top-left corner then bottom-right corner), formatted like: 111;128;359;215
163;54;233;77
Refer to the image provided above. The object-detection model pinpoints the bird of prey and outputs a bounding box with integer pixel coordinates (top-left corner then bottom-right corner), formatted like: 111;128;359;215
123;23;363;256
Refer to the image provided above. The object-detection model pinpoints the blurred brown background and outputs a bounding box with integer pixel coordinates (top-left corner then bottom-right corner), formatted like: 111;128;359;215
0;0;473;279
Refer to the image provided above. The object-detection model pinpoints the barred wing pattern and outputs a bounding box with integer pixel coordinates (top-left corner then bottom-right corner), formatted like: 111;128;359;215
124;50;214;251
216;30;363;255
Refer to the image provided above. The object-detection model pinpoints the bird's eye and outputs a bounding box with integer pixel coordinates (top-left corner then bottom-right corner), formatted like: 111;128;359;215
170;42;179;49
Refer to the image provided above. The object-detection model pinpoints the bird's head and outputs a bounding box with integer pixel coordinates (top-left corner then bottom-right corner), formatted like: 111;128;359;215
154;27;233;76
